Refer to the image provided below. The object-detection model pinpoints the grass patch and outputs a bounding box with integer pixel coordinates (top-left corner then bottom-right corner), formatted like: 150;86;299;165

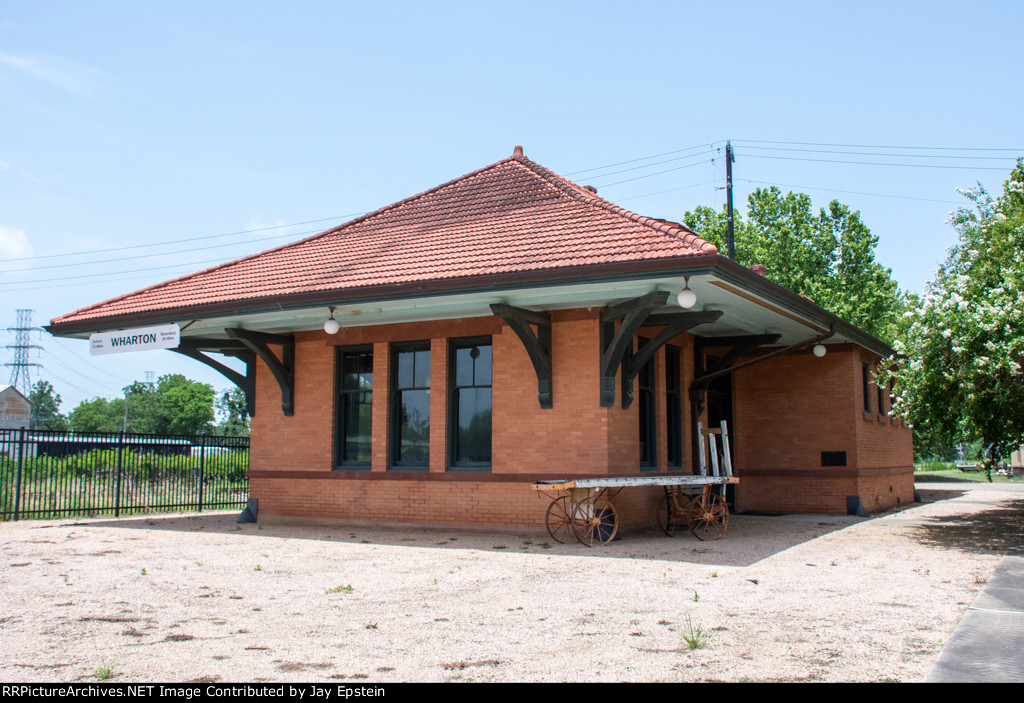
325;584;354;594
680;616;709;651
914;469;1021;483
94;666;115;680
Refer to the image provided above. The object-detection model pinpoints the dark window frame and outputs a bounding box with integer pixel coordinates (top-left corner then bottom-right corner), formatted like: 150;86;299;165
637;337;656;471
448;336;493;471
665;345;683;469
862;363;871;414
389;341;431;470
334;345;373;470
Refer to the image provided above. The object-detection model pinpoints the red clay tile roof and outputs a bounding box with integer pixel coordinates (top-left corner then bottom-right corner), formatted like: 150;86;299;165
51;150;718;328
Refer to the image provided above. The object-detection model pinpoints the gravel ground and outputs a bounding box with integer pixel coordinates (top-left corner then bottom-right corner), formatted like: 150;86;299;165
2;483;1022;683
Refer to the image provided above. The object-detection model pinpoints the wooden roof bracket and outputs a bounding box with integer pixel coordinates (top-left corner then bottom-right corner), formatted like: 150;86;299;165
599;291;669;408
689;322;837;415
171;338;257;417
491;303;553;409
225;328;296;416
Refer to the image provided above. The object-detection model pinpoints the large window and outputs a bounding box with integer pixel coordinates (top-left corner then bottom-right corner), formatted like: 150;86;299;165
391;342;431;469
449;338;492;469
335;347;373;468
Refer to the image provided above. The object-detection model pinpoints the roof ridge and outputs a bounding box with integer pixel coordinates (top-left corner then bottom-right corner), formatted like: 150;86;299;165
511;154;719;255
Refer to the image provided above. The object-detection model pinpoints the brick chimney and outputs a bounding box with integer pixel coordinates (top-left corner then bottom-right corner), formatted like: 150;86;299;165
750;264;767;277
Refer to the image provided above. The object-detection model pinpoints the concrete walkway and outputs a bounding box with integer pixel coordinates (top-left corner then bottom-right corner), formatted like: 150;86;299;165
924;481;1024;682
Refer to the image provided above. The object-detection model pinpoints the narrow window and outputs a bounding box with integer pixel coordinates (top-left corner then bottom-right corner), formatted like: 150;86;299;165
862;364;871;413
391;342;430;469
877;378;885;416
449;338;492;469
665;346;683;468
335;347;372;468
638;339;656;470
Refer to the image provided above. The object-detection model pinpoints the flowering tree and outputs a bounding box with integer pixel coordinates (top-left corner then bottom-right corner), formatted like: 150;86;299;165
887;159;1024;473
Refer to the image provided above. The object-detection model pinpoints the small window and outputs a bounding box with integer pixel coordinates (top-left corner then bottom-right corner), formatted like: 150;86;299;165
822;451;847;467
449;338;492;469
862;364;871;413
335;347;372;468
391;342;430;469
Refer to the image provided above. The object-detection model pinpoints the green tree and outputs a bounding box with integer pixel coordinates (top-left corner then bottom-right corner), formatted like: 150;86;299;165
69;397;125;433
684;188;904;343
68;374;217;435
122;381;164;433
216;387;250;436
27;380;69;430
156;374;216;435
885;159;1024;476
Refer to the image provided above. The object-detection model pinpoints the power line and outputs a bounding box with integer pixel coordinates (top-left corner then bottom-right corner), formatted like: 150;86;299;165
578;149;716;183
736;145;1018;161
0;226;327;274
733;139;1024;152
739;153;1013;171
563;142;721;176
615;179;718;202
591;158;716;189
0;214;364;264
0;254;240;287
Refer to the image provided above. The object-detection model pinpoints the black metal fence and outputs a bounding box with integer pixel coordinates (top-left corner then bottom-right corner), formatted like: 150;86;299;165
0;429;249;521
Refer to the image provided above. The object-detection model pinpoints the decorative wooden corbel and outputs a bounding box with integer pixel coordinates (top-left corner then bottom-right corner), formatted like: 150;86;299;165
599;291;669;408
490;303;553;408
225;328;295;416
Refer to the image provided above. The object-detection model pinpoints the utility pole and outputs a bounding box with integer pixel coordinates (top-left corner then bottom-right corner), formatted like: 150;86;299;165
5;309;43;395
725;141;736;260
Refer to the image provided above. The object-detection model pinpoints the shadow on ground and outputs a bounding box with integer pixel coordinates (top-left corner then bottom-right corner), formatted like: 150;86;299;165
32;485;1020;566
45;511;855;568
900;496;1024;556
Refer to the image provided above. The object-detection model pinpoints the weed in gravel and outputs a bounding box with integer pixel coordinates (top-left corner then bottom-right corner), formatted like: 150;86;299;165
94;666;115;680
140;568;147;576
254;564;262;572
680;617;709;651
711;572;717;578
325;584;354;594
693;591;700;602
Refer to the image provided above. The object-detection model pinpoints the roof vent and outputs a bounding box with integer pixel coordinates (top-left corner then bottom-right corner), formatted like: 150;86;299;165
513;145;524;156
584;185;597;194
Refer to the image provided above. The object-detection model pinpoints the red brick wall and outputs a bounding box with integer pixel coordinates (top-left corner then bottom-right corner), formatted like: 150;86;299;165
247;315;914;526
729;344;913;514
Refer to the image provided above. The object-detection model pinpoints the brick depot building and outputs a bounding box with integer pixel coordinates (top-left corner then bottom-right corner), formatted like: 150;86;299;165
48;147;913;530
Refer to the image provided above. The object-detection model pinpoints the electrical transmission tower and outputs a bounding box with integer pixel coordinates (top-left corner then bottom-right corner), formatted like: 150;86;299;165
5;309;43;395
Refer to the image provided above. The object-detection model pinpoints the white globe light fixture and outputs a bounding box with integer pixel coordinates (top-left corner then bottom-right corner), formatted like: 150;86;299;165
812;343;827;358
323;307;341;335
676;278;697;309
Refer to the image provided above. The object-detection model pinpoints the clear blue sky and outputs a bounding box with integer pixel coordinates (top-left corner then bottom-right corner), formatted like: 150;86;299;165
2;1;1022;411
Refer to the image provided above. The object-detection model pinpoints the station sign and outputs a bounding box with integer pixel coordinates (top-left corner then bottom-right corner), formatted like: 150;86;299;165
89;324;180;356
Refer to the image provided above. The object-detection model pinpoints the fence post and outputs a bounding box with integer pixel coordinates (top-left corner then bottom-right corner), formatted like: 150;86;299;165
198;433;206;512
114;431;124;518
13;427;26;522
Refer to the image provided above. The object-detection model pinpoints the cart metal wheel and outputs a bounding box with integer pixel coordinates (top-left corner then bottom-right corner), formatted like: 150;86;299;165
573;497;618;547
657;495;678;536
687;492;729;541
545;496;580;544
